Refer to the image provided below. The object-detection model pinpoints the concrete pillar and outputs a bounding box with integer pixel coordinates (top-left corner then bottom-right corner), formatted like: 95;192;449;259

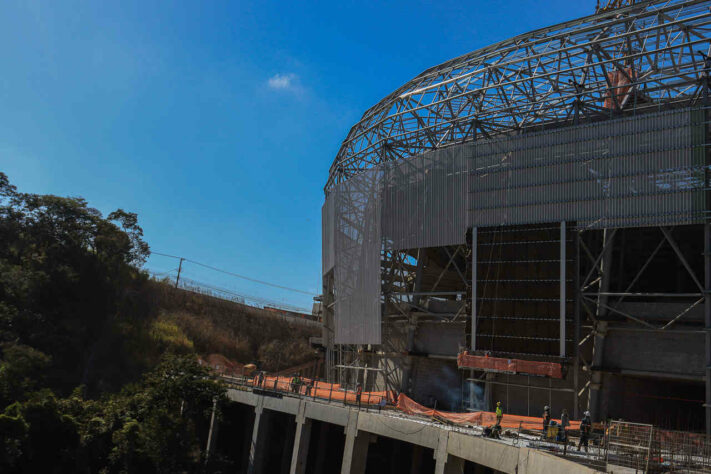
247;399;267;474
433;431;450;474
204;398;218;464
434;430;464;474
289;402;313;474
240;407;254;472
341;410;371;474
443;457;464;474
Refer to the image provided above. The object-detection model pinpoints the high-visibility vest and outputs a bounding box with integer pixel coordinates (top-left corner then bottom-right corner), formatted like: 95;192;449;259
496;406;502;417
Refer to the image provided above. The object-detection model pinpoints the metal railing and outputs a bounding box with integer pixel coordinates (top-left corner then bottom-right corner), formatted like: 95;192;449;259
218;373;389;413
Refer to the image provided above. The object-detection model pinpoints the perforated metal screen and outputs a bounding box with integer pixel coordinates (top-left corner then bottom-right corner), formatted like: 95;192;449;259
323;107;707;345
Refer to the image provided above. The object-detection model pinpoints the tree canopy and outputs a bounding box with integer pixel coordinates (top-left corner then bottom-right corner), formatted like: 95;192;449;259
0;173;227;473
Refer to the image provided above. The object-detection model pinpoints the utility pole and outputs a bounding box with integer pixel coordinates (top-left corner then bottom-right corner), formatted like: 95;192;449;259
175;257;185;288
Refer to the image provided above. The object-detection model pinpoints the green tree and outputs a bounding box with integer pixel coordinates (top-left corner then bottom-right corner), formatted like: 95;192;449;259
0;172;152;395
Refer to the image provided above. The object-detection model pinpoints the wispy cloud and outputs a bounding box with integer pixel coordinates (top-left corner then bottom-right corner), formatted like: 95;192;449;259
267;73;297;90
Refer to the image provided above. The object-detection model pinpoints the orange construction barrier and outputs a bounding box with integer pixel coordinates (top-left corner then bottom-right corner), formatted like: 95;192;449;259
457;352;563;379
251;375;396;406
396;393;580;431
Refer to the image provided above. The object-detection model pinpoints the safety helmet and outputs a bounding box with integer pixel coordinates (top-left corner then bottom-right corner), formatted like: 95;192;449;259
497;401;501;406
544;405;550;410
584;411;591;416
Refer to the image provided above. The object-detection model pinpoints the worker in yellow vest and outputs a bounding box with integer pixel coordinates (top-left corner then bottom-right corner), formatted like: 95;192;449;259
495;401;503;425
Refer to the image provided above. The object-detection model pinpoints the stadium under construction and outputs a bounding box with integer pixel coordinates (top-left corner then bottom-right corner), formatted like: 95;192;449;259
318;0;711;434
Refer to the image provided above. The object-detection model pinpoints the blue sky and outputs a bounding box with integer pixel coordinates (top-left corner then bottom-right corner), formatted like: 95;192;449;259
0;0;591;311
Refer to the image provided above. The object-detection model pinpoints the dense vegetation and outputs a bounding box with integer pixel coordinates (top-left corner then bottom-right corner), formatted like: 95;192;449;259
0;173;317;472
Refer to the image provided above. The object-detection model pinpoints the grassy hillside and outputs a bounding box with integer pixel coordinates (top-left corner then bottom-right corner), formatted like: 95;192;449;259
148;281;320;372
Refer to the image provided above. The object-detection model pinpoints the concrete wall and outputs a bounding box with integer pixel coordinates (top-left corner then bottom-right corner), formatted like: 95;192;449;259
602;328;705;376
413;322;465;356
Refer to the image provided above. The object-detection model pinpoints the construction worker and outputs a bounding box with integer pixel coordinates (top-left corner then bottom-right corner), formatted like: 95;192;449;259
257;371;264;388
560;408;570;442
291;374;301;393
483;423;501;439
542;405;551;436
495;401;503;426
355;382;363;406
578;411;592;452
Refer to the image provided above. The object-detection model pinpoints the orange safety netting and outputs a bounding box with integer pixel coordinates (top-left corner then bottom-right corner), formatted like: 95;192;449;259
251;376;396;406
397;393;580;431
457;352;563;379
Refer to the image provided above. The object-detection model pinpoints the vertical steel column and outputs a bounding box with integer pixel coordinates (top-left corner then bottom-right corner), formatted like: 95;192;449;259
471;227;478;352
589;229;614;421
573;229;581;419
700;51;710;436
560;221;567;358
705;220;711;435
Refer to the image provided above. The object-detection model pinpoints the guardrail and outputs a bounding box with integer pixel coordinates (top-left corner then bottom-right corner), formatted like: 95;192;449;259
218;373;390;413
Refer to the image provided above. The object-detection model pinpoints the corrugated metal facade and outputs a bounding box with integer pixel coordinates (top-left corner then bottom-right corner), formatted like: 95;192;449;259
468;107;705;228
333;167;382;344
381;143;472;250
323;107;706;345
321;196;335;274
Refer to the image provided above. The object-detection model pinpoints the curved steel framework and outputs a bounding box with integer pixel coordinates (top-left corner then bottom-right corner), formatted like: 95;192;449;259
326;0;711;191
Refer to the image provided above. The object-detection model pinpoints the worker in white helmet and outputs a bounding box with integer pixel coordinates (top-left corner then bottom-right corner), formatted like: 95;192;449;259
578;410;592;452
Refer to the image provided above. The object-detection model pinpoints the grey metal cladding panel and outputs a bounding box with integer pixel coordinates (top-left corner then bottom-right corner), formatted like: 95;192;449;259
322;195;335;275
468;107;705;228
333;168;381;345
381;144;470;250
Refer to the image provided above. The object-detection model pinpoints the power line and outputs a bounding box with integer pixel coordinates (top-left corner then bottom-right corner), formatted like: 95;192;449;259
150;251;315;296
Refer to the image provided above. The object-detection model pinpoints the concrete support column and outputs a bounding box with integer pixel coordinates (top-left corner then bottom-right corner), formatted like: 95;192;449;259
289;402;313;474
443;457;465;474
204;397;218;464
247;398;267;474
434;431;449;474
341;410;370;474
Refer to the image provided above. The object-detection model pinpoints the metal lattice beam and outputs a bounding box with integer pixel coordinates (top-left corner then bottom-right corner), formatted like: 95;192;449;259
326;0;711;192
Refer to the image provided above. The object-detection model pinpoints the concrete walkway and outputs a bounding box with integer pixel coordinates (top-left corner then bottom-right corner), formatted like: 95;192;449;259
226;388;598;474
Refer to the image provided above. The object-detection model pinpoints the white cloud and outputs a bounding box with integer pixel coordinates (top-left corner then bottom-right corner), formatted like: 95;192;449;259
267;73;297;90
